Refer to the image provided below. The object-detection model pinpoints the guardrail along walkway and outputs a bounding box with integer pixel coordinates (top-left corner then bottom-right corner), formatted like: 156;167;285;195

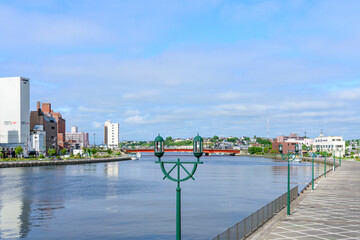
249;160;360;239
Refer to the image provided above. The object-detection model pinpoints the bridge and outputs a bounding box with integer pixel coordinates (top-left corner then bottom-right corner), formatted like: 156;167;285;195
123;148;240;154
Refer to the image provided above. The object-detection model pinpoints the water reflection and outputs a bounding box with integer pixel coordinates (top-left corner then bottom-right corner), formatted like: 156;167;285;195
0;167;65;239
104;163;119;178
0;155;324;240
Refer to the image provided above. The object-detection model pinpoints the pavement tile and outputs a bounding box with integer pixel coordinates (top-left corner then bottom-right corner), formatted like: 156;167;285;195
247;161;360;240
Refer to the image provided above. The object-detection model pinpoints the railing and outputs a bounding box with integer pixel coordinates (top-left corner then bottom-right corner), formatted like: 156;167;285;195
212;186;298;240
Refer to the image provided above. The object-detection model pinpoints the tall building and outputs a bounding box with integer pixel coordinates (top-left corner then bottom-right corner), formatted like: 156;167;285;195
65;126;89;150
0;77;30;154
104;120;119;149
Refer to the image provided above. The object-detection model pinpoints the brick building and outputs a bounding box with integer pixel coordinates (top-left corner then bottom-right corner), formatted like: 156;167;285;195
276;133;304;142
35;102;66;150
30;102;58;153
272;141;298;154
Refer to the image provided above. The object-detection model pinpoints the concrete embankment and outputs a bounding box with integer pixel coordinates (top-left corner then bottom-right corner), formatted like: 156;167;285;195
248;159;360;240
0;156;131;168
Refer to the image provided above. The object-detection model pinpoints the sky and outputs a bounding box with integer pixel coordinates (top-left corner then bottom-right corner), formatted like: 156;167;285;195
1;0;360;142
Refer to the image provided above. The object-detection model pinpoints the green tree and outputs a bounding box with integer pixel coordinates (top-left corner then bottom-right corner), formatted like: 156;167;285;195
106;148;113;155
48;148;57;157
15;146;23;157
60;149;67;156
210;135;219;143
82;147;88;157
243;136;250;141
248;146;263;154
227;137;238;143
256;138;272;146
165;136;174;146
270;149;279;154
90;148;97;156
264;146;270;153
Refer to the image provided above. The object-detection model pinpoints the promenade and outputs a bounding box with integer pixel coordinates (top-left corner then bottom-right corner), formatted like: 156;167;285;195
249;160;360;240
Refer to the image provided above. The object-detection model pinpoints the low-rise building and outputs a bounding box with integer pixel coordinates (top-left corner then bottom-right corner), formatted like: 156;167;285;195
65;126;89;150
285;138;314;151
313;133;345;157
30;125;46;155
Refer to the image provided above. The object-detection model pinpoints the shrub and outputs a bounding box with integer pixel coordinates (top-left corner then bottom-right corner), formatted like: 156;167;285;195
248;146;263;154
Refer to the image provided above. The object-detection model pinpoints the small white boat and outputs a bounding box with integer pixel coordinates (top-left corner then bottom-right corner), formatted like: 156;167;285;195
129;152;142;160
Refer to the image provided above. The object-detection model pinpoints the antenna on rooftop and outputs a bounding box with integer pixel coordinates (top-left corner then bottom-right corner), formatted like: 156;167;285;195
267;119;269;139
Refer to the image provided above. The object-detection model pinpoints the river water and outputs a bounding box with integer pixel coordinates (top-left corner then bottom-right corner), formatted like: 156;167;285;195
0;154;324;240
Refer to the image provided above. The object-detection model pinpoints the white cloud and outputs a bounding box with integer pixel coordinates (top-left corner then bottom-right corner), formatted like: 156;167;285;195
93;122;103;129
333;88;360;101
124;115;145;124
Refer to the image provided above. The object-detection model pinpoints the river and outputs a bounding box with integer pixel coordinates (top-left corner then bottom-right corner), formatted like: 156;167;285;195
0;154;324;239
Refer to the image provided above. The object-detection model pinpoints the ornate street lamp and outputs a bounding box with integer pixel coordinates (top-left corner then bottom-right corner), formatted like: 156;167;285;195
154;134;164;158
279;143;299;215
155;134;203;240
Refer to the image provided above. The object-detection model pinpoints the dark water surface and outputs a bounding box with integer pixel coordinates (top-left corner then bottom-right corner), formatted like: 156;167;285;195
0;154;323;239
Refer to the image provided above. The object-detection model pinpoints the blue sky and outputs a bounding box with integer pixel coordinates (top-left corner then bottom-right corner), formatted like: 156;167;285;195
1;0;360;142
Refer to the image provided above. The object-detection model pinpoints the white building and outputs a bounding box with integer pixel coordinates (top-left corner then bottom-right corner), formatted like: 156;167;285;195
65;126;89;149
104;120;119;149
30;125;46;155
313;133;345;157
285;138;314;150
0;77;30;154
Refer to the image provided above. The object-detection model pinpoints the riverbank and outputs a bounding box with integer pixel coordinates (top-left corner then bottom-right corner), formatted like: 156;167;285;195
247;159;360;239
0;156;131;168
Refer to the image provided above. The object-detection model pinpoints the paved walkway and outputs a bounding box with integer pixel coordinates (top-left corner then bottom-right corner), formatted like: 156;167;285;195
249;160;360;240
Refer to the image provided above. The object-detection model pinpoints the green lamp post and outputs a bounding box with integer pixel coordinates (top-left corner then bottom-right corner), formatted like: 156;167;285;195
154;134;203;240
304;145;315;191
337;148;342;166
323;151;327;178
333;150;336;171
279;143;299;215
